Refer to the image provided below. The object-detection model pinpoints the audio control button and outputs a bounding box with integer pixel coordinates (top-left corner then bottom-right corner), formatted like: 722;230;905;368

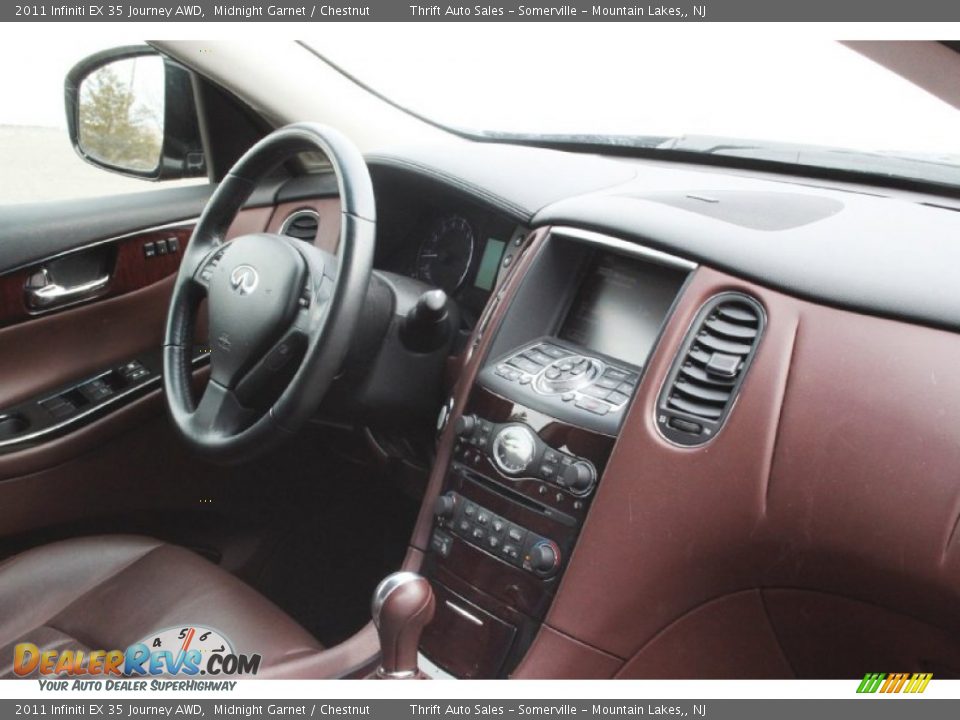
560;460;598;495
537;344;568;359
539;463;557;480
575;396;610;416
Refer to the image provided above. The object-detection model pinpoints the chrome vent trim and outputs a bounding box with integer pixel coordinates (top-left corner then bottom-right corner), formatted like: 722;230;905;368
656;292;765;446
280;209;320;243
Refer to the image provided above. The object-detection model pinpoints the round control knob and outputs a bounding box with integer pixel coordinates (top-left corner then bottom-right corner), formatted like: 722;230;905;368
434;492;457;520
561;460;597;495
529;541;561;576
534;355;601;395
492;425;537;475
454;414;476;437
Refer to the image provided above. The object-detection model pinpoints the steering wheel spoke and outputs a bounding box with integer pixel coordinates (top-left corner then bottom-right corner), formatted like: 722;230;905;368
190;380;254;439
234;328;308;407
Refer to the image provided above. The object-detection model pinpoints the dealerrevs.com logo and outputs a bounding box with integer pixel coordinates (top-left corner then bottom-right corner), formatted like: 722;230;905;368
14;625;261;680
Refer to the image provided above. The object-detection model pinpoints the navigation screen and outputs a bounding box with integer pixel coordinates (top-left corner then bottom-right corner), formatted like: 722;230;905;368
474;238;506;291
559;252;686;364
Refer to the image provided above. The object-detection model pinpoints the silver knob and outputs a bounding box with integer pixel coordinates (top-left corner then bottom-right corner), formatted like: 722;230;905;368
371;571;424;627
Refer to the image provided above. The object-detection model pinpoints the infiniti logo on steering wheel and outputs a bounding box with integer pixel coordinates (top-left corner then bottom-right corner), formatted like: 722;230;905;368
229;265;259;296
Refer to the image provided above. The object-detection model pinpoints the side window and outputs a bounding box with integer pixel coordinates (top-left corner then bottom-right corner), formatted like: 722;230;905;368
0;40;207;207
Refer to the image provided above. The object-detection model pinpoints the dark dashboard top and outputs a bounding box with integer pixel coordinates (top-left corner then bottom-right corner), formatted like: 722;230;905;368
365;140;960;333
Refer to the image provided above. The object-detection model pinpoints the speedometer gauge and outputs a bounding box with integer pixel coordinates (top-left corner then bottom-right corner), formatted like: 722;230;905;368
416;215;475;293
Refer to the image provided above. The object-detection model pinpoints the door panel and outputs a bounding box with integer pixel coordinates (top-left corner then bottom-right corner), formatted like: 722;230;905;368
0;225;191;329
0;180;345;558
0;185;214;272
0;208;269;411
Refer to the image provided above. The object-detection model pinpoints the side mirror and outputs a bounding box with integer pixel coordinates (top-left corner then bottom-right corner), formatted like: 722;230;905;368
65;45;206;181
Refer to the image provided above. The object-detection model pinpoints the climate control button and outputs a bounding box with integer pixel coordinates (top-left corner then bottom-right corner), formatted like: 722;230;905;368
528;540;561;577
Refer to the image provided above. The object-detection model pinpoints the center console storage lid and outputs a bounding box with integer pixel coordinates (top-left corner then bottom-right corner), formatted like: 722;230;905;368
420;581;517;679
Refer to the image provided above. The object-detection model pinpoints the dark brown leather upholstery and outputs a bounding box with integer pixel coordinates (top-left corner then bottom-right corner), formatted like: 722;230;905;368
0;535;323;678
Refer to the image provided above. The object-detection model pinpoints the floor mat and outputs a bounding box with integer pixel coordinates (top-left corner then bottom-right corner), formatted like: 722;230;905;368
247;435;421;646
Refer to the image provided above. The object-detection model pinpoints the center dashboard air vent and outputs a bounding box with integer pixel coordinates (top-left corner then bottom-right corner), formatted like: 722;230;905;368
656;292;765;446
280;209;319;243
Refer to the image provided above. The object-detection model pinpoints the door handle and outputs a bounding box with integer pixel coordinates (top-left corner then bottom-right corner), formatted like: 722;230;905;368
25;267;111;312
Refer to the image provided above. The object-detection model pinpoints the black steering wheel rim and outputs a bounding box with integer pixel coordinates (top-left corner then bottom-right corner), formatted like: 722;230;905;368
163;122;375;462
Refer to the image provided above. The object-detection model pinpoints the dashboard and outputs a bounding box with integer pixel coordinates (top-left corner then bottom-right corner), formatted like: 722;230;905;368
370;170;526;326
259;139;960;680
350;141;960;681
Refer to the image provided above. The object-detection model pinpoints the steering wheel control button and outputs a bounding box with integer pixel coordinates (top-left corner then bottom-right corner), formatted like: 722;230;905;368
492;425;537;475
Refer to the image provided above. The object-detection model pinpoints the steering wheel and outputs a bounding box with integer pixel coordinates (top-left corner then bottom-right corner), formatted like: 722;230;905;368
163;123;375;462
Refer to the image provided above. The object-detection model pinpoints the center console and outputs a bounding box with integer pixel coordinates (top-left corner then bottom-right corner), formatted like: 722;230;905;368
419;228;694;678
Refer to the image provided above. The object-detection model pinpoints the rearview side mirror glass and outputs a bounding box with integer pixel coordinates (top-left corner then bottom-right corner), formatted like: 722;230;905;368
77;55;165;175
65;46;206;181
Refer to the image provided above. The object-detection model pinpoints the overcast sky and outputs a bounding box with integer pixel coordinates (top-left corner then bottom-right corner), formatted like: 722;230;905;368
2;31;958;158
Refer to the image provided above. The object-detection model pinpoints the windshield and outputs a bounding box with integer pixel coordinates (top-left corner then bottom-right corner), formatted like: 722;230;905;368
307;32;960;187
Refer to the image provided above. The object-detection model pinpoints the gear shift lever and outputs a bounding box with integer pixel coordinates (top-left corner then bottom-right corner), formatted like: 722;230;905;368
371;572;435;678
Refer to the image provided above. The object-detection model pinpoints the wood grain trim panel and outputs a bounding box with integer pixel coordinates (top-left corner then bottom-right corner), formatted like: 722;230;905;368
0;209;270;409
111;227;192;295
403;227;551;558
0;206;278;331
0;226;192;329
